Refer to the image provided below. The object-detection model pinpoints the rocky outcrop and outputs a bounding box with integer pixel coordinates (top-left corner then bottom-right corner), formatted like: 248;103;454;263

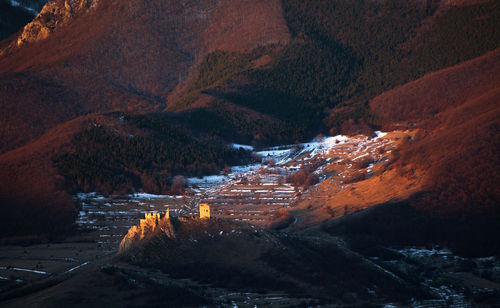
119;212;174;253
16;0;98;46
118;213;249;254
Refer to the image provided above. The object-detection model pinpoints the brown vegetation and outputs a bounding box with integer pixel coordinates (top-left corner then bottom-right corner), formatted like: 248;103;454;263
316;49;500;256
371;48;500;215
0;115;112;237
269;208;294;230
0;0;290;153
370;49;500;129
286;166;319;188
0;126;73;236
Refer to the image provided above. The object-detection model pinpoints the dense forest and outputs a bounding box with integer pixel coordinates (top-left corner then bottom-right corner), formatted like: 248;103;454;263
56;119;252;194
274;0;499;132
171;0;499;138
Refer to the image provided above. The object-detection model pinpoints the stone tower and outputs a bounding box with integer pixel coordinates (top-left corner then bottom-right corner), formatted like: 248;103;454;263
199;203;210;219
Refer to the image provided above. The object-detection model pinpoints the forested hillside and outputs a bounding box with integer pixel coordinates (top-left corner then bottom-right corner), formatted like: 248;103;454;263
0;0;498;236
169;0;499;136
55;0;500;198
56;115;253;195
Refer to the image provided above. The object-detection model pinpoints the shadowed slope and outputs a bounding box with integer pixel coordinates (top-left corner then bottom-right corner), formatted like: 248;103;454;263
0;0;290;153
0;116;95;236
319;50;500;256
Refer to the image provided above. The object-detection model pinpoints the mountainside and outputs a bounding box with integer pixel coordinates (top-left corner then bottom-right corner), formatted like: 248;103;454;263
299;49;500;221
371;49;500;128
1;1;500;305
0;0;499;238
371;49;500;214
322;49;500;256
0;115;105;236
0;0;290;153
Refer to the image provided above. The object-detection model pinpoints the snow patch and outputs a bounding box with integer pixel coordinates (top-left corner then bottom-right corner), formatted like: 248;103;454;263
0;267;47;275
375;131;387;139
129;193;170;199
64;262;90;274
9;0;37;14
231;143;254;151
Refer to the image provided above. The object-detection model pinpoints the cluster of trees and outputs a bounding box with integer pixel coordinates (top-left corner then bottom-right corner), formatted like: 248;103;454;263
192;50;254;90
286;166;319;188
179;102;301;147
404;2;500;75
251;42;360;107
56;121;252;194
220;86;320;142
264;0;436;132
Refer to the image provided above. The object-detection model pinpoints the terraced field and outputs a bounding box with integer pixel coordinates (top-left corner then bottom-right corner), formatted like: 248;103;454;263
0;131;403;294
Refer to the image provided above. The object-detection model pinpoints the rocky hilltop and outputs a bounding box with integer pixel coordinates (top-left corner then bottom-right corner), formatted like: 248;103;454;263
16;0;98;46
119;212;174;253
118;212;253;255
115;214;416;305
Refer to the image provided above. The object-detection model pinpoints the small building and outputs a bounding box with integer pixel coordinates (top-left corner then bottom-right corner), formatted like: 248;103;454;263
199;203;210;219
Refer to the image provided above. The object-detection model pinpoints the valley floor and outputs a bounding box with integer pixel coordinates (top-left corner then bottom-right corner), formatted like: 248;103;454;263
0;133;499;306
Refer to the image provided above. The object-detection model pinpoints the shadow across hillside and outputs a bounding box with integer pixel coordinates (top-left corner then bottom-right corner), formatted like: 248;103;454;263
323;195;500;257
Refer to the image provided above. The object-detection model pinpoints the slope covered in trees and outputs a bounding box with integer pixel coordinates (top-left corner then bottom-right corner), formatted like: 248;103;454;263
0;0;499;237
56;115;253;195
171;0;499;137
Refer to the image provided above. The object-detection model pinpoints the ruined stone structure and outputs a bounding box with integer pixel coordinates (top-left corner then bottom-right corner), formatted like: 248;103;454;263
118;210;172;253
199;203;210;219
139;209;169;225
120;205;212;254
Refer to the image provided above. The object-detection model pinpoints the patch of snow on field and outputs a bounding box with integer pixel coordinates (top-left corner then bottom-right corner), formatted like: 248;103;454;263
232;144;254;151
129;193;170;199
257;148;293;164
292;135;349;158
375;131;387;139
0;267;47;275
76;192;107;200
64;262;90;274
188;175;230;185
231;164;262;173
397;247;453;258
